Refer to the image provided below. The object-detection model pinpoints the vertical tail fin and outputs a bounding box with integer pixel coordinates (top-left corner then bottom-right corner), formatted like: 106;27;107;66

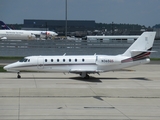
0;21;12;30
123;32;156;57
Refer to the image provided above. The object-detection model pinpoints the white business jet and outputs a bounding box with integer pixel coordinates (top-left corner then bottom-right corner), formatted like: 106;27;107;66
0;21;58;40
4;32;156;79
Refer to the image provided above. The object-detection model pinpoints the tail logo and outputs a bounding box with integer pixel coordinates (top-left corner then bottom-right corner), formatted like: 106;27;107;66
121;48;152;63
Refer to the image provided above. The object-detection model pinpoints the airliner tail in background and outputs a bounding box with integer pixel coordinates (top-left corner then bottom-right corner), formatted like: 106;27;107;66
0;21;12;30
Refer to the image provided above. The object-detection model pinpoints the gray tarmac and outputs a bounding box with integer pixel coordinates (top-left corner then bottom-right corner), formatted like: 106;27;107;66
0;64;160;120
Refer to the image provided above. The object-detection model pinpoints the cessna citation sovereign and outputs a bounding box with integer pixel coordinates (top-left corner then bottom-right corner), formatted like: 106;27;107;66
4;32;156;79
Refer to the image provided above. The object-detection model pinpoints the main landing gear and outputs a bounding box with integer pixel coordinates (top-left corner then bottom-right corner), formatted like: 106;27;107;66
85;74;90;79
80;72;90;79
17;72;21;78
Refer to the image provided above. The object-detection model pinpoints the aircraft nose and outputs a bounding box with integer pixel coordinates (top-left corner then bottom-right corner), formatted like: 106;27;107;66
3;65;10;71
3;63;18;72
53;33;58;36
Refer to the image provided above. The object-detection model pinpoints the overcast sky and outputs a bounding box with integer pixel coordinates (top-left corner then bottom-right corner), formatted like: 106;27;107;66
0;0;160;27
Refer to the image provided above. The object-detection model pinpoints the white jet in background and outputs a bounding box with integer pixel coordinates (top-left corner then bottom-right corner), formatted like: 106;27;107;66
4;32;156;79
0;21;58;40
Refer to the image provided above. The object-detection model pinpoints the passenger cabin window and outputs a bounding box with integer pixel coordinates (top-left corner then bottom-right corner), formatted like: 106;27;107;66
51;59;53;62
63;59;65;62
75;59;77;62
57;59;59;62
82;59;85;62
45;59;47;62
28;59;30;62
69;59;71;62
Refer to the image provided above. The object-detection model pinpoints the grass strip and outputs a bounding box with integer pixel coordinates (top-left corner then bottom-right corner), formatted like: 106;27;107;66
0;66;6;72
150;58;160;61
0;56;23;60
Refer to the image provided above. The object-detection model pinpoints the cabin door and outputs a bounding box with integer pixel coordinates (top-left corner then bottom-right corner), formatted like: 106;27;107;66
37;57;44;69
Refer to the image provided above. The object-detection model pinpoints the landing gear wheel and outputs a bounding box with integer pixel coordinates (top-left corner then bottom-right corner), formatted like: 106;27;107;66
80;72;90;79
85;74;90;79
17;72;21;79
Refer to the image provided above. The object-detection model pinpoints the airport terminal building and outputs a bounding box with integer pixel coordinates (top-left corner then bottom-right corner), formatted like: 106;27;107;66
23;19;95;33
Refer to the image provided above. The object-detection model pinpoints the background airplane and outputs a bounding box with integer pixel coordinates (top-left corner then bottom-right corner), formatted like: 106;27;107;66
86;35;140;43
0;21;58;40
0;21;12;30
3;32;156;79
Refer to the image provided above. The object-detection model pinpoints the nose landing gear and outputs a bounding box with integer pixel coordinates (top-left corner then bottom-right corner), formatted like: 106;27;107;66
17;72;21;78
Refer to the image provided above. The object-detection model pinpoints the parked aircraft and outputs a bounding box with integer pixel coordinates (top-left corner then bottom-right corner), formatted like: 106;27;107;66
0;21;12;30
4;32;156;79
0;21;58;40
86;35;140;43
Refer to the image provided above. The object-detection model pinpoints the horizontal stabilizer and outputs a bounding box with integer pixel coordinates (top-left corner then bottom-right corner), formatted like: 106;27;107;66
131;50;157;53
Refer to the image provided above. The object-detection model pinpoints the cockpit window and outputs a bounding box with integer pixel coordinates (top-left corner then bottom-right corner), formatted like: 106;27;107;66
19;58;25;62
24;59;28;62
19;58;29;62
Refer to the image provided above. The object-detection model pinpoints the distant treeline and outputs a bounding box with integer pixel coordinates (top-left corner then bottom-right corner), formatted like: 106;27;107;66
95;23;147;31
153;24;160;29
5;23;156;31
7;24;23;30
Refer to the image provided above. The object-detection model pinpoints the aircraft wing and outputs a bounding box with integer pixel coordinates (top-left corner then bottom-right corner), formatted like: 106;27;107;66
69;69;103;73
0;36;7;39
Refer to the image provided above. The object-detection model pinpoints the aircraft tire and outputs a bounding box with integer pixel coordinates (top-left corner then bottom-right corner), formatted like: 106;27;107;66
17;72;21;78
17;75;21;78
85;74;90;79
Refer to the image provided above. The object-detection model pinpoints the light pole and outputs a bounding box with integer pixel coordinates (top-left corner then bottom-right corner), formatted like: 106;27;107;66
65;0;68;38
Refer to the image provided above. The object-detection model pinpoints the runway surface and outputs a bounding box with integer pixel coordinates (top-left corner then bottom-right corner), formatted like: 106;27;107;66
0;64;160;120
